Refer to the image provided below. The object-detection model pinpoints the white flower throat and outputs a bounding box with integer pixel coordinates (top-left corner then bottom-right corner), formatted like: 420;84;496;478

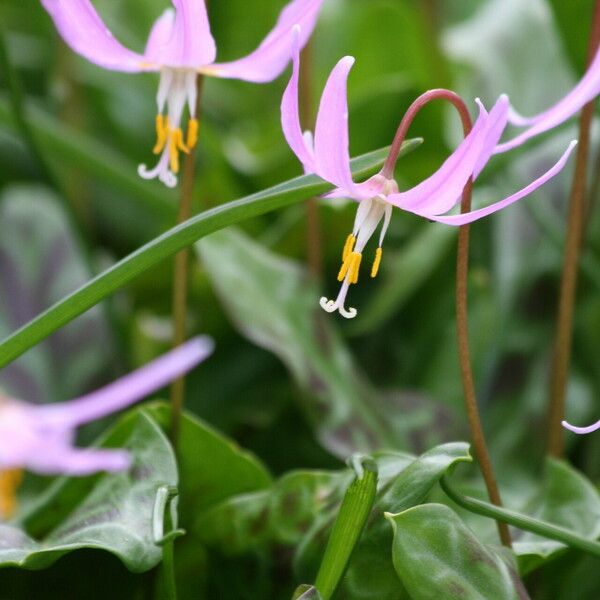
138;68;199;188
320;178;397;319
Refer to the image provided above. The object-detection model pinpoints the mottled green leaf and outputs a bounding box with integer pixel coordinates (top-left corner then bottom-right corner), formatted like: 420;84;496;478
197;228;402;456
1;410;176;572
145;403;272;517
0;185;112;402
387;504;529;600
197;470;346;554
381;442;472;512
514;458;600;573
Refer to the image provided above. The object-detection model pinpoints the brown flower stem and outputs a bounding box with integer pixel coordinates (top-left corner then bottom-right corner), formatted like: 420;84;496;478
170;74;205;444
300;39;322;279
385;89;511;547
547;0;600;458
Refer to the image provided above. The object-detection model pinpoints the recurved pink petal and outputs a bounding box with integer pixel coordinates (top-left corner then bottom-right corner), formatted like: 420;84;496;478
281;28;316;173
144;8;176;63
41;337;214;428
28;447;132;476
207;0;325;82
386;102;489;215
154;0;216;68
313;56;370;198
562;419;600;434
411;140;577;225
472;95;510;178
40;0;151;72
495;46;600;153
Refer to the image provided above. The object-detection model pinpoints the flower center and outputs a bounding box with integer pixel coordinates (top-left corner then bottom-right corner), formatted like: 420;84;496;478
320;178;397;319
138;68;199;188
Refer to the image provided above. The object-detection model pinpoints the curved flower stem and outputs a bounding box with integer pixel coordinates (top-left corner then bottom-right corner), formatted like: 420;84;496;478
441;472;600;557
547;0;600;458
384;89;511;547
170;74;205;444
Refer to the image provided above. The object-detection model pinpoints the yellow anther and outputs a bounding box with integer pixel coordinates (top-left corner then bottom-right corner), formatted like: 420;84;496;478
338;254;351;282
342;233;356;262
153;114;170;155
169;135;180;174
371;247;383;278
168;129;189;174
338;251;362;284
187;118;200;149
0;469;22;520
349;252;362;284
174;128;190;154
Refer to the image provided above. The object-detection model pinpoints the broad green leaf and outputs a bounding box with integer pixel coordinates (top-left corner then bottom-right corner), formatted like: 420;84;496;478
197;470;346;554
295;444;471;600
514;458;600;573
0;185;113;402
1;410;177;573
387;504;528;600
197;227;402;455
380;442;471;512
0;144;413;371
145;403;272;516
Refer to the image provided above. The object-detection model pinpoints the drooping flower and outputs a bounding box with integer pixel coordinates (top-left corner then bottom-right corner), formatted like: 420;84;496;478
0;336;213;476
281;32;577;319
562;419;600;435
495;44;600;153
41;0;324;188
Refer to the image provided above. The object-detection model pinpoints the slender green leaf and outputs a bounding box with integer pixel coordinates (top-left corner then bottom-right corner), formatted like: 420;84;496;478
315;460;378;600
0;141;419;370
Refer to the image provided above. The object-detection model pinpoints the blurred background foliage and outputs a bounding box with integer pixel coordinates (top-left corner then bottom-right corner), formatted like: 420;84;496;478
1;0;600;598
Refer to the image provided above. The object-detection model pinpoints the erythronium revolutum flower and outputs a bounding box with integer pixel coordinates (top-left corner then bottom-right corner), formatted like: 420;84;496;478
40;0;324;188
281;33;577;319
0;336;213;476
562;418;600;435
495;43;600;153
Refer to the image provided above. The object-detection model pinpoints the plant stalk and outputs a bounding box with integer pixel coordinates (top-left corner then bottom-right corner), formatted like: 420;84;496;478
547;0;600;458
170;75;205;443
384;89;511;547
299;40;323;279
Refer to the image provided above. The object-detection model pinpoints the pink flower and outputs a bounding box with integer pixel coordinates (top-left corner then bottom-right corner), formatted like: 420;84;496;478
496;45;600;153
281;30;577;319
0;337;213;475
41;0;324;187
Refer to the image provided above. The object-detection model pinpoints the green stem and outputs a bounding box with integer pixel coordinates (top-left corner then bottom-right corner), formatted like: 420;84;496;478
440;474;600;557
161;541;178;600
315;460;378;600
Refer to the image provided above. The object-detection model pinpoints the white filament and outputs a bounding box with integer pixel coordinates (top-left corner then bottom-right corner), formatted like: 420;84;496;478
138;68;197;187
320;196;392;319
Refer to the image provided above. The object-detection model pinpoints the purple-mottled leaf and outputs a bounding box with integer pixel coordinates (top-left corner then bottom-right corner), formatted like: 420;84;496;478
0;185;113;403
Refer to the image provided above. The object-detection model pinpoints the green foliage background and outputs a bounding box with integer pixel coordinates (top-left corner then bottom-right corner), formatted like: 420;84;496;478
1;0;600;598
